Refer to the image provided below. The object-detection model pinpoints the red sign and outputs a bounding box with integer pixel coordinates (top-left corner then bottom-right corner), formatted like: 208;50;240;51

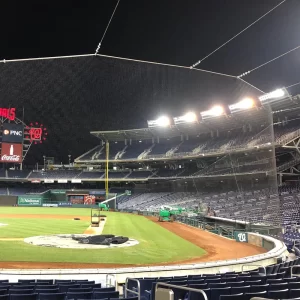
0;108;15;121
25;122;48;144
29;128;42;141
84;195;96;205
1;143;22;163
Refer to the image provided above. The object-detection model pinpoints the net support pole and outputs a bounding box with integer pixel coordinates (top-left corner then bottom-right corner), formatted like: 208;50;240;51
105;141;109;198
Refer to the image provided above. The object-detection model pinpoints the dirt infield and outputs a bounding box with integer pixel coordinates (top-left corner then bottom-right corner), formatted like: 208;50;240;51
0;214;267;269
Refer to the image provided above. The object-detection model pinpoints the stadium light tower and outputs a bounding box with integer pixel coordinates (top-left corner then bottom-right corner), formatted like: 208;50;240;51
68;154;71;169
174;111;198;125
43;155;46;171
147;115;172;128
200;105;224;120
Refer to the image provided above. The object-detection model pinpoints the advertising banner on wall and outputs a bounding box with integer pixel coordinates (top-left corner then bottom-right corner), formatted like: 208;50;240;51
58;179;68;183
71;179;81;183
44;179;54;183
50;190;66;194
2;123;24;143
58;202;72;207
18;196;42;206
1;143;23;163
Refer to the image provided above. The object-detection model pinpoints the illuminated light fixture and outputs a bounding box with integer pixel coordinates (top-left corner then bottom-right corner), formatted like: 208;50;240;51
210;105;224;116
229;97;255;113
157;116;170;127
184;112;197;122
259;88;285;102
200;105;224;120
174;111;198;125
147;116;171;128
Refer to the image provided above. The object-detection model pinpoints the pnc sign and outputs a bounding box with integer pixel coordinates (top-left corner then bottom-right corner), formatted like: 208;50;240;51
4;129;22;136
0;108;16;121
2;124;24;143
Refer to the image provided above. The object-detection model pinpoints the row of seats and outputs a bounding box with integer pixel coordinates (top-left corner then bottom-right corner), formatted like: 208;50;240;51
0;281;118;300
126;257;300;300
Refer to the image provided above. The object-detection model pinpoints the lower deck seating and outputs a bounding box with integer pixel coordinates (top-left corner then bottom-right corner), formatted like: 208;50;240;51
0;280;117;300
126;257;300;300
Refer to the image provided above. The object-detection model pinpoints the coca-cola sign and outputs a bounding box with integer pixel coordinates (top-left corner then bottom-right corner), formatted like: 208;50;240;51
1;143;22;163
1;155;20;162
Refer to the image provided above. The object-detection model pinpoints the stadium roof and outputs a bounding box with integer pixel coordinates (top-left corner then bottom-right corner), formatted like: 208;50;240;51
91;97;300;141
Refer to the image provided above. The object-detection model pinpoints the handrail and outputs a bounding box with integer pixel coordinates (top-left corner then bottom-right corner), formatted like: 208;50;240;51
241;264;266;275
106;274;116;288
125;278;141;300
291;265;300;278
155;282;208;300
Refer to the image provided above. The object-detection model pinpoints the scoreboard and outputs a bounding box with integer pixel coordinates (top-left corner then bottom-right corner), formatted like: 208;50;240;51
0;108;48;164
1;123;24;163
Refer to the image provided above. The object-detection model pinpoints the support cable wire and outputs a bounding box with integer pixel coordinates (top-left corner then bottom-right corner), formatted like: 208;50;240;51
95;0;121;55
238;44;300;78
96;54;236;78
190;0;287;68
285;81;300;90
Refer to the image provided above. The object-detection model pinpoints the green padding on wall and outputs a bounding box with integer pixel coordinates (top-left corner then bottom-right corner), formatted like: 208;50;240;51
18;196;43;206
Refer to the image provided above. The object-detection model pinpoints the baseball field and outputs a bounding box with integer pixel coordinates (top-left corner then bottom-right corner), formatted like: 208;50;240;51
0;207;266;269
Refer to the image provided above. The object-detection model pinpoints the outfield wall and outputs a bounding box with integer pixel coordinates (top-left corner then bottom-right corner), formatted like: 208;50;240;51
0;233;288;287
0;196;17;206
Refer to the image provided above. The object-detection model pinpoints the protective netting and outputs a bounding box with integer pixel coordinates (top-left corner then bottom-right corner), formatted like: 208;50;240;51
0;54;281;236
0;55;259;164
145;106;280;235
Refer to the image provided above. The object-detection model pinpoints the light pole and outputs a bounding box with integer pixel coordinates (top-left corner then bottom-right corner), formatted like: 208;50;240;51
68;155;71;169
43;155;46;171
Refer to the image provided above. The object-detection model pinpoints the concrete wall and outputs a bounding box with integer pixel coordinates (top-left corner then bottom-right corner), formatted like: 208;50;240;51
0;196;17;206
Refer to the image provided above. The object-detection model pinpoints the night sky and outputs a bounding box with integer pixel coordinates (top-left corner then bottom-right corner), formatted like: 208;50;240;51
0;0;299;164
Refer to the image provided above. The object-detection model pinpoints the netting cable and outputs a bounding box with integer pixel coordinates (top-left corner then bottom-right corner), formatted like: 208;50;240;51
190;0;287;68
238;44;300;78
239;78;265;93
95;0;121;55
96;54;236;77
285;81;300;90
0;54;94;64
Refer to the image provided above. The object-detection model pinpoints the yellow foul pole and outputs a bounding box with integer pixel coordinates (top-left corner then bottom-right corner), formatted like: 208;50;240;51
105;141;109;198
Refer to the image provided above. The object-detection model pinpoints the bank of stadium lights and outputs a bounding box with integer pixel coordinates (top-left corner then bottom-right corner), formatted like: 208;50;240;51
200;105;224;120
147;115;172;128
147;89;288;128
173;112;198;125
229;98;255;114
258;88;286;102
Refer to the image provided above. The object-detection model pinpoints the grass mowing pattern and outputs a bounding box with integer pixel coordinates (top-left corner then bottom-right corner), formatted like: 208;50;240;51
0;208;206;264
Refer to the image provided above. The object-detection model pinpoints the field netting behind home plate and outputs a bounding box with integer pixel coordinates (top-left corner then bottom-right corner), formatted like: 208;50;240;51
0;54;260;164
0;54;280;232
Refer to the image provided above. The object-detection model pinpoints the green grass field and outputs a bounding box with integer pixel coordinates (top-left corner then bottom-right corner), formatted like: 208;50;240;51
0;207;206;265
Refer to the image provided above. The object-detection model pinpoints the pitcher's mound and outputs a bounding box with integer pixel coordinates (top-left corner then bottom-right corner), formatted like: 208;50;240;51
24;234;139;249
